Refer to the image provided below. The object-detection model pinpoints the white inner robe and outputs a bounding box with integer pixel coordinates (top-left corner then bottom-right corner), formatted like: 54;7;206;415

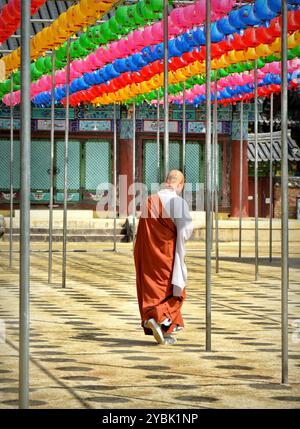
157;188;194;295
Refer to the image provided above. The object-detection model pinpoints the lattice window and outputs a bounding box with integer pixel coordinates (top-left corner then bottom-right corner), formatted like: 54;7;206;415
203;143;223;191
31;140;51;190
55;140;81;191
143;139;206;194
143;141;159;192
0;139;20;190
84;140;111;191
186;142;203;192
169;141;181;171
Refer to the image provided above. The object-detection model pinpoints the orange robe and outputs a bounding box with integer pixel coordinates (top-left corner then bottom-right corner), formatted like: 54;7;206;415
134;193;186;336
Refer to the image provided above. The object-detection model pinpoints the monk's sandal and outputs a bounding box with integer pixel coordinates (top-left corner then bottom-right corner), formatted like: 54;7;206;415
163;335;177;345
144;318;165;344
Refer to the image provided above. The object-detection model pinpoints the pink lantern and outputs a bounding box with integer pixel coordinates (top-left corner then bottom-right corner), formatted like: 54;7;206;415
150;22;163;44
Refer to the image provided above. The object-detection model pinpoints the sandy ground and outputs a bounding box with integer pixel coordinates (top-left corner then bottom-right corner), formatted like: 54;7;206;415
0;240;299;409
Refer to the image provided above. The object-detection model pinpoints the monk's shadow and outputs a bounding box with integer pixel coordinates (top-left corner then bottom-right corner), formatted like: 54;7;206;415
104;337;163;348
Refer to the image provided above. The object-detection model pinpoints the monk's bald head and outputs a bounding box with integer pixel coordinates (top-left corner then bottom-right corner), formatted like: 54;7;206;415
165;170;184;194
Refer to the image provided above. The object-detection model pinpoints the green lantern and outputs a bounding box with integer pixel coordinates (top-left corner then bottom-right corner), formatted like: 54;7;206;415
145;0;163;12
2;80;11;93
92;26;107;45
74;39;89;58
140;2;156;21
133;3;147;26
126;5;137;29
35;57;46;74
217;68;228;78
56;42;67;62
44;56;53;73
115;6;129;26
30;63;43;81
109;16;123;35
291;45;300;57
79;33;95;51
256;58;265;68
101;21;115;43
13;71;21;85
55;57;66;71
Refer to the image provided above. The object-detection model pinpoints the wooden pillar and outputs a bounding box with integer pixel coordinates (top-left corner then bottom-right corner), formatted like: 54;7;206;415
231;139;249;217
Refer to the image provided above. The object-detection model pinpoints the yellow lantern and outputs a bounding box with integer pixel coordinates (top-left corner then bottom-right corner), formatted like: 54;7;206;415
288;32;297;49
244;47;257;60
270;37;281;53
255;43;272;58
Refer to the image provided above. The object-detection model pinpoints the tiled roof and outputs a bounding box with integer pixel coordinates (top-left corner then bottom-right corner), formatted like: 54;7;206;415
248;131;300;162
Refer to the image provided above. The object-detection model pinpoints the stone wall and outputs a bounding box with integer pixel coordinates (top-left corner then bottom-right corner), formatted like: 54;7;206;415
273;178;300;219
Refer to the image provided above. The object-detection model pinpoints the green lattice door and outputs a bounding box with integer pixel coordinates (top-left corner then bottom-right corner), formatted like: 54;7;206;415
203;143;223;191
83;140;112;200
30;140;51;203
143;139;205;193
55;140;81;203
0;139;21;193
143;140;159;192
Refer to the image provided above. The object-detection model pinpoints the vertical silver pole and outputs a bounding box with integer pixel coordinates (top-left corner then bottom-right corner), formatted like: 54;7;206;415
281;0;289;385
213;72;219;273
9;75;14;268
205;0;212;351
182;82;186;178
132;102;136;247
163;0;169;177
269;93;274;262
254;59;259;281
113;104;117;252
62;39;70;289
19;0;31;409
48;50;55;283
239;100;244;259
157;91;160;183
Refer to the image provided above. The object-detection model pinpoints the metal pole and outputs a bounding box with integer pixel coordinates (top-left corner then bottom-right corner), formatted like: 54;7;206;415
163;0;169;177
281;0;289;385
9;75;14;268
182;82;186;178
205;0;212;351
19;0;31;409
157;91;160;183
62;39;70;289
239;100;244;259
48;50;55;283
132;102;136;247
113;104;117;252
269;93;274;262
254;59;259;281
213;72;219;273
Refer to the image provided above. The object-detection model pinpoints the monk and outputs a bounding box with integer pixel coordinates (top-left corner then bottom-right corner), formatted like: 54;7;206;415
134;170;193;345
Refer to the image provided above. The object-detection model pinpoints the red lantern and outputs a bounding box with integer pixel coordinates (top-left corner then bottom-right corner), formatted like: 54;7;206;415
231;34;247;50
243;28;260;48
256;27;274;44
269;18;281;38
287;10;299;32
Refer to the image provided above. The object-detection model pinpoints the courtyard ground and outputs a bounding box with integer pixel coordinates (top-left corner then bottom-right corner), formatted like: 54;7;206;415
0;240;299;409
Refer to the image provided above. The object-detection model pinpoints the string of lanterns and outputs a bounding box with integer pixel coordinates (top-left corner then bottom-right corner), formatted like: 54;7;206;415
1;0;300;108
4;1;300;107
0;0;235;100
0;0;46;45
1;0;118;76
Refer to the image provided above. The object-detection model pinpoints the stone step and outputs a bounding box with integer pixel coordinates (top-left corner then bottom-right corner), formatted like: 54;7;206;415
4;218;127;229
2;234;127;243
8;228;126;235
